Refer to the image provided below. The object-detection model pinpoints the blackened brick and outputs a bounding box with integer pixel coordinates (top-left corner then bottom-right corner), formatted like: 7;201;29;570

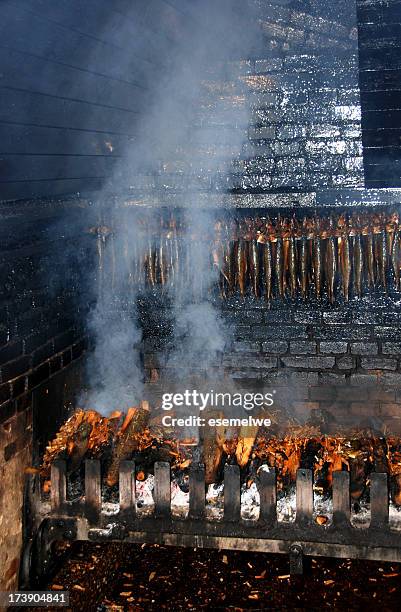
0;399;15;424
235;325;251;339
32;341;54;368
27;363;50;390
382;312;401;325
224;310;263;324
309;387;338;401
262;341;288;354
382;342;401;355
314;327;371;341
1;356;30;382
11;376;25;398
361;357;397;371
351;402;380;416
336;387;369;402
350;342;378;355
49;355;62;376
0;341;23;366
379;404;401;417
336;356;356;370
233;341;260;352
264;311;293;324
23;330;52;354
253;325;308;340
320;341;348;354
0;382;11;404
294;311;321;324
72;339;87;360
352;311;382;324
230;369;263;380
323;311;352;324
374;326;401;340
318;373;346;385
62;349;72;367
281;356;335;369
381;372;401;388
53;329;78;353
289;341;317;354
16;394;30;413
4;441;17;461
350;373;378;386
290;372;319;385
224;354;277;369
369;389;396;403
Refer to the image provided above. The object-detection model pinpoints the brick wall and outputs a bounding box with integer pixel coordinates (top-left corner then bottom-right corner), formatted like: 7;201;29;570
141;292;401;435
0;197;95;591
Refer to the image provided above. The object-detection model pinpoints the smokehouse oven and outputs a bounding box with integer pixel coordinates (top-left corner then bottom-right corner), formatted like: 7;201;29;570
2;0;401;600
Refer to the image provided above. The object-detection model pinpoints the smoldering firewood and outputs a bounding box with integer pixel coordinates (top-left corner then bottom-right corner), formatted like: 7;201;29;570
40;410;113;478
349;445;369;501
372;437;389;474
200;411;225;485
236;424;259;468
106;402;150;487
68;422;92;472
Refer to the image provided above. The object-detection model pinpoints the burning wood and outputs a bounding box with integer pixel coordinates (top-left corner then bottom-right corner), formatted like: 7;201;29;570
37;409;401;506
106;402;150;487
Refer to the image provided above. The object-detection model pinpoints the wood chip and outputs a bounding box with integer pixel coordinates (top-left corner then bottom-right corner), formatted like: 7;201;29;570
72;585;85;591
148;571;156;581
50;585;64;590
278;575;290;580
222;555;228;564
316;515;328;525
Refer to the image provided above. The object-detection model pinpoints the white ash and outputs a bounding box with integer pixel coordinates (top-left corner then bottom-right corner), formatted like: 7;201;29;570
98;471;401;528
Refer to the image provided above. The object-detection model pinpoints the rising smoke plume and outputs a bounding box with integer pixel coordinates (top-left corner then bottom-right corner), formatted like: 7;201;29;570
82;1;263;414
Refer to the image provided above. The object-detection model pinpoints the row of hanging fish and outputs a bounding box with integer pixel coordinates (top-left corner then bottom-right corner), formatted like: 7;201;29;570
116;211;401;302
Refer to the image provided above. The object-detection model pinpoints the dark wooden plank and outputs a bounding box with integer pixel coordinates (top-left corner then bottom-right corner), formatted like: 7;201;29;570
258;468;277;525
296;469;313;525
0;154;116;182
370;472;389;529
360;69;401;92
224;464;241;522
363;109;401;129
189;464;205;519
119;460;135;517
332;470;350;526
50;459;66;513
0;88;135;134
362;129;401;148
0;178;105;203
0;49;146;112
0;123;129;156
154;461;171;518
361;90;401;111
85;459;101;524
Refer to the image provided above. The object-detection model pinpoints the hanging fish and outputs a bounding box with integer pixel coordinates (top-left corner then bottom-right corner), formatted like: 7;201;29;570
288;234;297;298
339;233;351;301
250;237;260;297
275;234;284;299
237;238;247;297
392;227;401;290
299;221;308;300
353;232;363;298
313;218;322;299
325;226;337;304
263;238;273;302
363;225;375;289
